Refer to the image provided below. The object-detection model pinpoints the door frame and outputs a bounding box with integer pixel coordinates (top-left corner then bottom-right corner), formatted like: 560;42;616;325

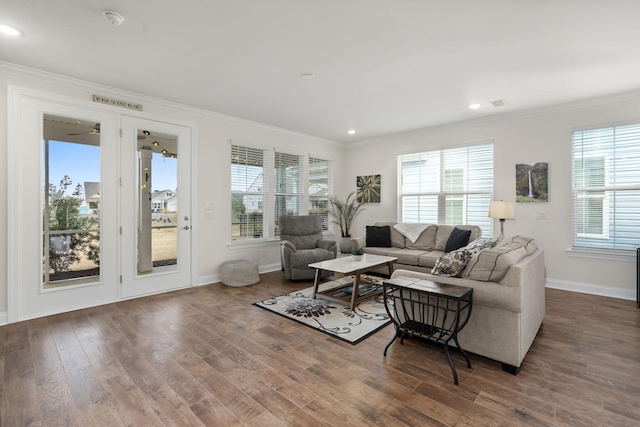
7;85;198;322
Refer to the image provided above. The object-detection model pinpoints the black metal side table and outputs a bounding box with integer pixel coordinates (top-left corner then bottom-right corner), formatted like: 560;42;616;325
382;276;473;385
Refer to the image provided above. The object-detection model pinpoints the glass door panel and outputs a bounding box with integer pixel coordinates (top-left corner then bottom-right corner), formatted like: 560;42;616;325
121;116;191;298
138;133;179;275
42;129;102;288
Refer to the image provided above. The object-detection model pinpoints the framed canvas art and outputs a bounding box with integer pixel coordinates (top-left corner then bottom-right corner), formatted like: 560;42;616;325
357;175;381;203
516;162;548;202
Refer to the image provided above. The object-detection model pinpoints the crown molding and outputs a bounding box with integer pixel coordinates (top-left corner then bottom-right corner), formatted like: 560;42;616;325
0;61;342;147
349;89;640;148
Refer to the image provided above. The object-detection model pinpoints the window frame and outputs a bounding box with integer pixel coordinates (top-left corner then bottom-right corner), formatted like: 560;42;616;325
571;122;640;253
397;142;494;236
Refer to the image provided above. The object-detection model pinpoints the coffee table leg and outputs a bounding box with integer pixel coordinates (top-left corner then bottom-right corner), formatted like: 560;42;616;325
350;272;361;311
312;269;321;299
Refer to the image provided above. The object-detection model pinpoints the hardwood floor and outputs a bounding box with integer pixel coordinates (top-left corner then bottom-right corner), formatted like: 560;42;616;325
2;271;640;426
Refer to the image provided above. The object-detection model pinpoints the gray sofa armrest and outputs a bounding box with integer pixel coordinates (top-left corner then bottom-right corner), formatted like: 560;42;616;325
349;236;366;252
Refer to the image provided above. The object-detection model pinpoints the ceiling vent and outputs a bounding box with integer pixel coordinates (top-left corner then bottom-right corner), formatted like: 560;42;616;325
490;99;508;108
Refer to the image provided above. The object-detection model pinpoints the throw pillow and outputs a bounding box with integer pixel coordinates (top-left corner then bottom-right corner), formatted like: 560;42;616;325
431;247;478;277
366;225;392;247
465;236;498;250
444;227;471;253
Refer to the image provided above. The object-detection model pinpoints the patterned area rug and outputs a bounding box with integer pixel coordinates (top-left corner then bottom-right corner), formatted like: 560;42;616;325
254;275;393;344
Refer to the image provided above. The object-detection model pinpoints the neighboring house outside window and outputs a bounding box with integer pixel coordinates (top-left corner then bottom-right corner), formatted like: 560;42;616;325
572;124;640;251
397;143;493;236
309;157;332;232
231;144;269;241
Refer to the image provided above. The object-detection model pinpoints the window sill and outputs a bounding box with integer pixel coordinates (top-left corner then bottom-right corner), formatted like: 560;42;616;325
227;239;280;249
566;248;636;263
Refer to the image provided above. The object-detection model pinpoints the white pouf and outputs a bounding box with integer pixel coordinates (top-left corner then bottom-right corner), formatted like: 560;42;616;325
220;259;260;287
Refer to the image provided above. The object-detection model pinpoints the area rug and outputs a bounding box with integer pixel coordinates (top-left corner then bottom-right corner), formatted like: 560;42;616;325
254;275;393;345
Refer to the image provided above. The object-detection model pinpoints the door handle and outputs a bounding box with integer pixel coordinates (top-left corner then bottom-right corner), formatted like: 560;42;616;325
183;225;191;230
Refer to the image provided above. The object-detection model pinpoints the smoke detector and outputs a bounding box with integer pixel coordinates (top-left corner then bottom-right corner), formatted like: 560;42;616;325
490;99;508;108
103;10;124;26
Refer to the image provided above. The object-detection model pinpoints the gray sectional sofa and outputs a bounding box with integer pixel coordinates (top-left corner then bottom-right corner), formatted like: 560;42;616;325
351;222;546;374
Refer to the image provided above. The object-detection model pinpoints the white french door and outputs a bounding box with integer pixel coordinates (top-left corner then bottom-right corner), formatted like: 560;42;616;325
120;116;192;298
9;95;119;321
8;89;194;322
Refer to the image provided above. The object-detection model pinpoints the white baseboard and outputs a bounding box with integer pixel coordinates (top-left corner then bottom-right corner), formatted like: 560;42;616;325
196;262;282;287
546;278;636;301
0;312;7;326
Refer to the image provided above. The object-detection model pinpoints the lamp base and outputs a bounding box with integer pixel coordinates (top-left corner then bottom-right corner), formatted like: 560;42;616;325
498;219;505;241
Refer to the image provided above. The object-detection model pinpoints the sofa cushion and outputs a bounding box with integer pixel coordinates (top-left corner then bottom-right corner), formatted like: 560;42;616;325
363;246;393;256
393;223;431;243
444;227;471;253
366;225;391;247
418;250;443;268
374;222;405;248
388;248;427;266
461;236;538;282
405;224;438;251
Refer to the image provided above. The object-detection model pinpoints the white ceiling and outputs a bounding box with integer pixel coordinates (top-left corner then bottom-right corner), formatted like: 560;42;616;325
3;1;640;144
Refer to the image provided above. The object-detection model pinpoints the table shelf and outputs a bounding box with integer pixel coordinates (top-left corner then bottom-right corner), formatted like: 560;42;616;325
383;276;473;384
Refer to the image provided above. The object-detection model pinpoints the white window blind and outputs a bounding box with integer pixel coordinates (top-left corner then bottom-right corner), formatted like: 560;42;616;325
274;151;304;235
572;123;640;251
309;157;333;232
231;144;269;240
397;143;493;236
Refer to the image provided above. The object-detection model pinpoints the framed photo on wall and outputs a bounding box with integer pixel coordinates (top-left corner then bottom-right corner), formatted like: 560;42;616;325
357;175;381;203
516;162;548;202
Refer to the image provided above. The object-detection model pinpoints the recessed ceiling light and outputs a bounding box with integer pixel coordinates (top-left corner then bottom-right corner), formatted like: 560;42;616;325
347;130;356;135
468;103;482;110
300;73;316;80
0;24;22;37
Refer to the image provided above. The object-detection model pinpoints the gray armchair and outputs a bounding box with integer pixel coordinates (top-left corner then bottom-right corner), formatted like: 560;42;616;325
279;215;338;280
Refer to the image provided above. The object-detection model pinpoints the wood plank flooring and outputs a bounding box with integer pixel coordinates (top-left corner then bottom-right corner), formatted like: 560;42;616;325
1;271;639;426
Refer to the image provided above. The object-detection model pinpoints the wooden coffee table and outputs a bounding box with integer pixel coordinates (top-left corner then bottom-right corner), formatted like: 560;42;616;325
308;254;397;311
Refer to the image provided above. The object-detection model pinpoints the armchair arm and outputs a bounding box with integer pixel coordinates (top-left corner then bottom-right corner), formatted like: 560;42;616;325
281;240;296;252
317;239;336;250
317;239;338;258
350;236;366;252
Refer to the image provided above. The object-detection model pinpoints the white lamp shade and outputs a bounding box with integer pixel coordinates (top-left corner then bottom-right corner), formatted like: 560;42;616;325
488;201;515;219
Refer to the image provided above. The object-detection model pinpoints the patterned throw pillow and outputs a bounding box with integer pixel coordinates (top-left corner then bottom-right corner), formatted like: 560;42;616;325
431;247;479;277
465;236;498;250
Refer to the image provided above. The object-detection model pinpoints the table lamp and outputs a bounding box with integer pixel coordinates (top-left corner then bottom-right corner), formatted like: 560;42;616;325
488;201;515;241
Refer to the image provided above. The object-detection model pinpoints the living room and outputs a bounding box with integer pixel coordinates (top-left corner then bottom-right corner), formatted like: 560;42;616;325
1;1;640;425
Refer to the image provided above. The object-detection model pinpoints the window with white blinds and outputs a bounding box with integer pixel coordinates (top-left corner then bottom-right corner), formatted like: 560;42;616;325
309;157;333;232
231;144;269;240
572;123;640;251
397;143;493;236
274;151;304;236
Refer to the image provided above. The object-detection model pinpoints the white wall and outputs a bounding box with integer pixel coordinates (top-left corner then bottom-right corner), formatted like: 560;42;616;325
345;97;640;300
0;67;347;316
1;65;638;321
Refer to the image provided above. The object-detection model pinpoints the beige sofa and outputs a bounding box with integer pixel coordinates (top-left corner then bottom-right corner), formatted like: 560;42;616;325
352;223;546;374
350;222;482;275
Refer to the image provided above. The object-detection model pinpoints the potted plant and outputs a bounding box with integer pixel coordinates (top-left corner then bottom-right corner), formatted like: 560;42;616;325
351;247;364;260
328;192;365;253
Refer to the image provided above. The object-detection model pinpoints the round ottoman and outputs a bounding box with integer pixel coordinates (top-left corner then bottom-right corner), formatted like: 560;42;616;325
220;259;260;287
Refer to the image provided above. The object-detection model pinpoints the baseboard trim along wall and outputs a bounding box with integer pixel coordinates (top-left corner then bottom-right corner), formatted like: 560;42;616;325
546;278;636;302
196;263;282;287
